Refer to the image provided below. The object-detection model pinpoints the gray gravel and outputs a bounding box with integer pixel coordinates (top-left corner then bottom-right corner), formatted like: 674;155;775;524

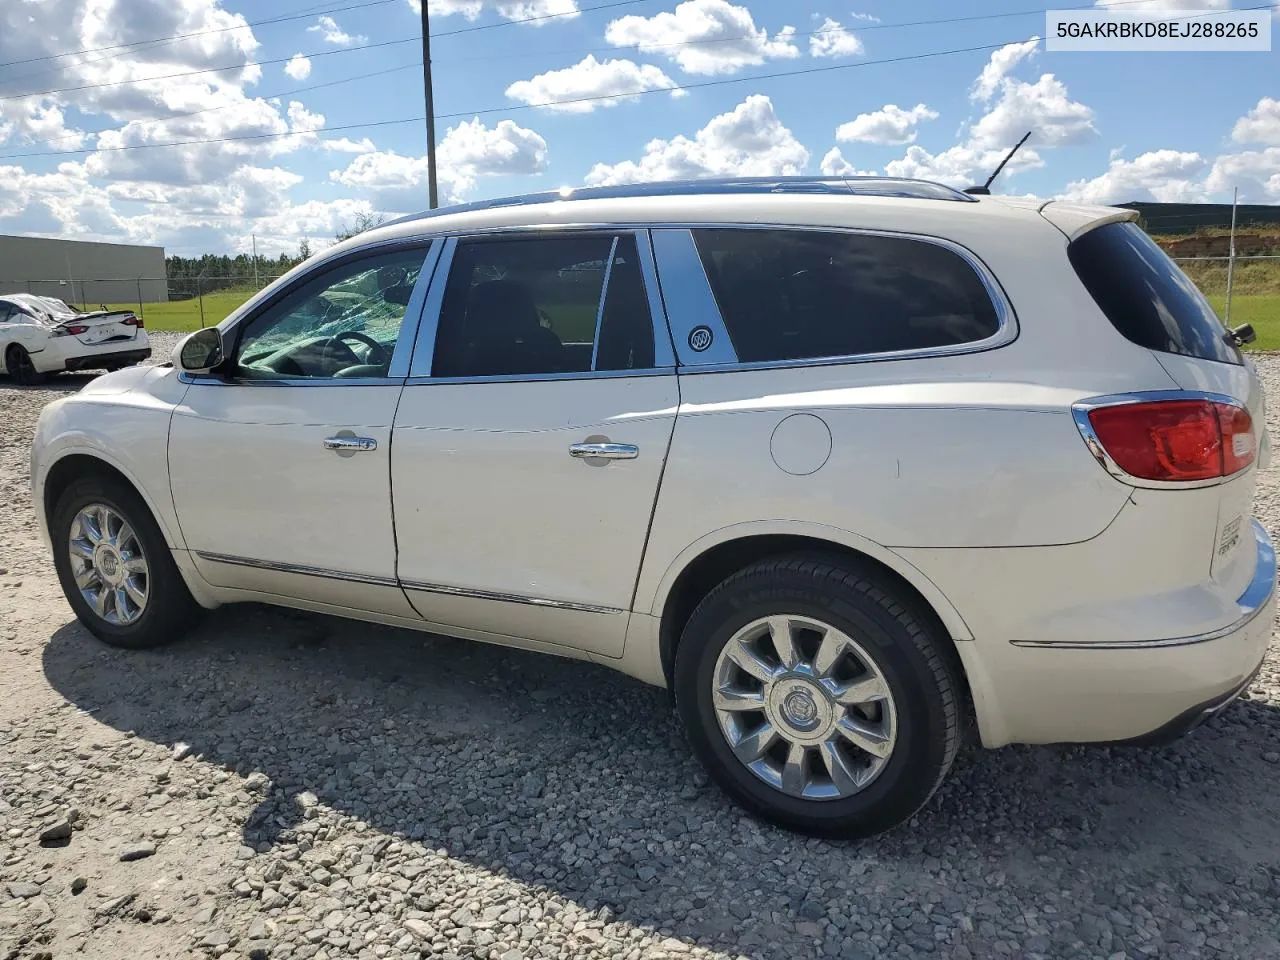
3;350;1280;960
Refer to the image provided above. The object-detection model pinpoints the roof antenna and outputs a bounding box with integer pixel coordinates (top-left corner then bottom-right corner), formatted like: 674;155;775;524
964;131;1032;196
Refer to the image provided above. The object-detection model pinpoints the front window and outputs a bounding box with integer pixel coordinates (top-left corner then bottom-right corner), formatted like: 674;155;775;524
232;247;428;380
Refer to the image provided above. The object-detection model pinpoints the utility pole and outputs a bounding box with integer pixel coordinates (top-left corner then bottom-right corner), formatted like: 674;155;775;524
252;234;260;290
1225;186;1238;327
420;0;439;209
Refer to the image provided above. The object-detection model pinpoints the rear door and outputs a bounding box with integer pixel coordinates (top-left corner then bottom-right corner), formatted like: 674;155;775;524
1067;221;1265;592
391;230;678;657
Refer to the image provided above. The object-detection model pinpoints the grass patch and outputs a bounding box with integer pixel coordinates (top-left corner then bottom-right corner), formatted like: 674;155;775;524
1206;294;1280;351
107;290;259;332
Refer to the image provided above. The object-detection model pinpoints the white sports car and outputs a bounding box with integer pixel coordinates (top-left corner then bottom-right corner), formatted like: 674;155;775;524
0;293;151;384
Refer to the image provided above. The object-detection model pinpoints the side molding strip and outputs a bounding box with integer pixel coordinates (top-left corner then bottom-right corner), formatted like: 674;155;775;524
400;579;623;615
195;551;400;588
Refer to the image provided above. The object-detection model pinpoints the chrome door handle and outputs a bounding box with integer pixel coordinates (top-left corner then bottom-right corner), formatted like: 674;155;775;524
569;442;639;460
323;436;378;452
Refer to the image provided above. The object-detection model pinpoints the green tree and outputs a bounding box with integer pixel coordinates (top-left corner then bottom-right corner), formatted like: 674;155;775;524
334;211;387;243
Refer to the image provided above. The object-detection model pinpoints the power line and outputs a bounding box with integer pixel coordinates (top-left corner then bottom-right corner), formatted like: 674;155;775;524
0;37;1034;161
0;0;401;79
1;2;1264;160
0;0;650;103
29;61;424;149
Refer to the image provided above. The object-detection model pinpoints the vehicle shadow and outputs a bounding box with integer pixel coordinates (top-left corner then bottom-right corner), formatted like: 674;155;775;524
0;372;101;391
42;604;1280;957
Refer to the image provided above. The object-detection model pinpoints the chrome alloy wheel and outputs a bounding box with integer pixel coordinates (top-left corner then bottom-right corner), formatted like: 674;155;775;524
67;503;149;625
712;615;898;800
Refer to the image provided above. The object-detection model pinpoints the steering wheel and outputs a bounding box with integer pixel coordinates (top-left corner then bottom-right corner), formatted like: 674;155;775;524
331;330;391;366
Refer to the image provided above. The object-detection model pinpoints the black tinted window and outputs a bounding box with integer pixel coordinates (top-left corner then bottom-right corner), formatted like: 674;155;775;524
1068;222;1239;365
692;229;1001;363
433;234;654;378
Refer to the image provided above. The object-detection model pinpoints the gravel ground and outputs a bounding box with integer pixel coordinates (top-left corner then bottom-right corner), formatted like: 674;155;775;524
4;341;1280;960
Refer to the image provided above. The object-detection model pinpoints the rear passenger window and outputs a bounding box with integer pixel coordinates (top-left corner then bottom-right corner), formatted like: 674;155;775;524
691;229;1002;363
1068;222;1240;366
432;234;655;378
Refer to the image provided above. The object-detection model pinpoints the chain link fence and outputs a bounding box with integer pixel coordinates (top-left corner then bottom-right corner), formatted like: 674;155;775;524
0;275;283;328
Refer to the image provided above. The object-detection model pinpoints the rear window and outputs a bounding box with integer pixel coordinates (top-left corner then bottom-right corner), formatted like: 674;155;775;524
691;228;1002;364
1068;221;1240;365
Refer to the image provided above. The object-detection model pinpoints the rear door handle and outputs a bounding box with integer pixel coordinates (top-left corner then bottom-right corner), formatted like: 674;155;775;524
323;436;378;452
569;442;639;460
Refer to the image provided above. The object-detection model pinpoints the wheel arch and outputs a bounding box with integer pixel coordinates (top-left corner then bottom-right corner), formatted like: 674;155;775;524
41;451;182;550
650;523;974;690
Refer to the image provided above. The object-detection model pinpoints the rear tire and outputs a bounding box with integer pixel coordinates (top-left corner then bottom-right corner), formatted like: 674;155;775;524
673;554;961;838
5;344;44;385
50;475;202;649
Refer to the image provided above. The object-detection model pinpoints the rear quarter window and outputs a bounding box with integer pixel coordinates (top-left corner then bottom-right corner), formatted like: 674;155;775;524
691;228;1003;363
1067;221;1240;366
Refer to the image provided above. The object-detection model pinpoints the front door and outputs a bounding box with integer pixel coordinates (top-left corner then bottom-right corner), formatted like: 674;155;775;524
169;242;438;616
392;231;679;657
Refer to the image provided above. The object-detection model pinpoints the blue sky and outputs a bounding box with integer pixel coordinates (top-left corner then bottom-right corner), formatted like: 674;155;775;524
0;0;1277;256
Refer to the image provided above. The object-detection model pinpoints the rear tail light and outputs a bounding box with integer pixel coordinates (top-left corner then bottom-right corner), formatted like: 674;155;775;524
123;315;143;328
51;324;89;337
1082;397;1255;483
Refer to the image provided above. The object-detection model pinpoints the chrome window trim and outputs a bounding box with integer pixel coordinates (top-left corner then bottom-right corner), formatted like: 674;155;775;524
407;229;673;382
670;223;1017;369
1070;389;1251;490
405;367;676;387
589;235;620;372
386;239;443;379
636;230;677;369
178;372;401;387
1013;519;1275;650
195;551;400;588
400;578;623;615
651;229;738;367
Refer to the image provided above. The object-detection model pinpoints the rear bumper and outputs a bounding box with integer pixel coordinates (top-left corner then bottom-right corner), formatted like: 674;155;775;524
949;519;1276;747
62;347;151;371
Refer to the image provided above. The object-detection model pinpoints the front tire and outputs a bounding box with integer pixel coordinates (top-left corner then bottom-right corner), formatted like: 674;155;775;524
674;555;961;838
50;475;201;649
5;344;44;385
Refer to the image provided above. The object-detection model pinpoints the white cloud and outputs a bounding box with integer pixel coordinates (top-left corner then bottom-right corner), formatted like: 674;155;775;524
972;38;1039;102
585;94;809;185
884;143;1042;188
408;0;579;22
1206;148;1280;202
836;103;938;146
809;17;864;58
1062;150;1208;204
323;137;377;154
605;0;799;75
308;15;367;46
283;54;312;80
876;46;1094;190
820;147;877;177
505;56;680;112
331;117;549;207
0;99;88;150
1232;97;1280;146
969;73;1096;150
1095;0;1229;8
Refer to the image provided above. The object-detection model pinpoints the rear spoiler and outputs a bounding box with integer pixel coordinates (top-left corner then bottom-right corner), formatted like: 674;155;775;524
1038;201;1140;242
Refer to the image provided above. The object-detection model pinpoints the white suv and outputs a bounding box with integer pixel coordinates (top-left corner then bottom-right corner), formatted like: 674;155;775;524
29;177;1275;837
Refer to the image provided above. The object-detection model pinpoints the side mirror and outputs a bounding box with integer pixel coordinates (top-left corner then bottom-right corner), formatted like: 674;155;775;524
1229;323;1256;347
174;327;225;373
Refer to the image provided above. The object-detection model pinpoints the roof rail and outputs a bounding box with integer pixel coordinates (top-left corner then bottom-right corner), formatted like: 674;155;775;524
385;175;976;226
